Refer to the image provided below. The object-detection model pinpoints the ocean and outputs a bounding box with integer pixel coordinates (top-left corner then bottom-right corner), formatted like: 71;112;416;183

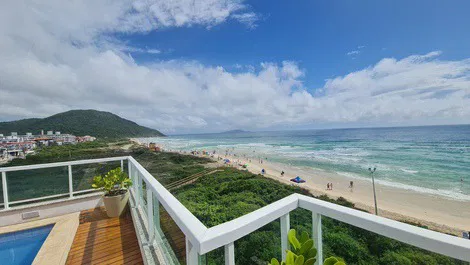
139;125;470;202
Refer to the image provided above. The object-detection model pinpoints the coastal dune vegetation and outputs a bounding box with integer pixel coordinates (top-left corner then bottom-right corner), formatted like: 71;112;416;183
0;142;467;265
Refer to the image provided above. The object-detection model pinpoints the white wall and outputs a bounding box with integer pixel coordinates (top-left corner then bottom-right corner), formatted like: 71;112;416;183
0;195;103;227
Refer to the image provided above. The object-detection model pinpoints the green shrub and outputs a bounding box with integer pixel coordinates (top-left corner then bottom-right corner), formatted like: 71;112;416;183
324;232;367;264
379;252;412;265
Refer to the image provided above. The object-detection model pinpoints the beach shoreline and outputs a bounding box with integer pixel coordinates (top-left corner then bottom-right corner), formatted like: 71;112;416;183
132;138;470;236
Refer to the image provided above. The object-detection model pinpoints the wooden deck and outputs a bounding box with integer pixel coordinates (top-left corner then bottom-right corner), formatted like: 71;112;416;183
66;207;143;265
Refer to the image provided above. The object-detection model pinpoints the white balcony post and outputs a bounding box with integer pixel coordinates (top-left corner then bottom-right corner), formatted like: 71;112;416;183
186;238;200;265
120;159;124;171
224;242;235;265
147;187;155;243
2;172;9;209
280;213;290;261
68;165;73;198
312;212;322;265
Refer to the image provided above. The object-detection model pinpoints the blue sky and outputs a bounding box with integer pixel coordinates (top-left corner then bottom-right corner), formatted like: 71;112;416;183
2;0;470;133
128;0;470;90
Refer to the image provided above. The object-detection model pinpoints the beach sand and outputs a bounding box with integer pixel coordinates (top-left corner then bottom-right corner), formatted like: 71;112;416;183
218;153;470;236
132;139;470;236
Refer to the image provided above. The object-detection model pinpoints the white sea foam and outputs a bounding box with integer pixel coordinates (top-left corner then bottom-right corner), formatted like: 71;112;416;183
335;171;470;201
400;168;419;174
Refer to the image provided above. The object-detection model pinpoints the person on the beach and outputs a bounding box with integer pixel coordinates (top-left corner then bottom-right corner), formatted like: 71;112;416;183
281;171;285;176
349;181;354;189
261;168;265;174
331;183;333;190
326;183;330;190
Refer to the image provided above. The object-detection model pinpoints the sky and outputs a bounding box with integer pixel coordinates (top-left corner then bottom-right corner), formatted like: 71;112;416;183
1;0;470;134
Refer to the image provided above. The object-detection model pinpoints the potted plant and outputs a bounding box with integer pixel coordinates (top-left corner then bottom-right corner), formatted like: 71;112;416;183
92;167;133;217
269;229;346;265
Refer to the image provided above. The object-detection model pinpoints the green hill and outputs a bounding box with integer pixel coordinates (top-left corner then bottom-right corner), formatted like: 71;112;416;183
0;110;165;138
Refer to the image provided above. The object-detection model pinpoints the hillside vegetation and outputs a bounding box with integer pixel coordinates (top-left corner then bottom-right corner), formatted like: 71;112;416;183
0;109;164;138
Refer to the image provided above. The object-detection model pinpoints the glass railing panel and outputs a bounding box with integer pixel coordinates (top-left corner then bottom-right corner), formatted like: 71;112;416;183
72;161;121;194
158;204;184;265
0;177;4;210
122;160;129;177
290;207;468;265
141;176;148;216
327;217;467;265
232;219;282;265
6;166;69;205
202;245;225;265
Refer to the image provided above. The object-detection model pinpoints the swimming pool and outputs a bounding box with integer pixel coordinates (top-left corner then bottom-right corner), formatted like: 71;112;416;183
0;224;54;265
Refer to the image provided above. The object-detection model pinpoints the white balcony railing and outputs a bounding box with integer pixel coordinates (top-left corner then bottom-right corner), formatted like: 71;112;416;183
0;156;128;209
1;156;470;264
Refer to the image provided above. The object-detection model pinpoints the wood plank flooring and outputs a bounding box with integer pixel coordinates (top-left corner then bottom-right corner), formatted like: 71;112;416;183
65;207;143;265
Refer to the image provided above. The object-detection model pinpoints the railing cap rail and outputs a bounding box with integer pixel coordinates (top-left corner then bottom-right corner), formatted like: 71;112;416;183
0;156;129;172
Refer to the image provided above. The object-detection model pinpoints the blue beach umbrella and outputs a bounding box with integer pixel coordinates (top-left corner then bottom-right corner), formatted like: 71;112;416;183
290;176;305;183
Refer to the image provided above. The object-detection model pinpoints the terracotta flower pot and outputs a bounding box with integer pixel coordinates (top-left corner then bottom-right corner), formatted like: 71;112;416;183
103;190;130;217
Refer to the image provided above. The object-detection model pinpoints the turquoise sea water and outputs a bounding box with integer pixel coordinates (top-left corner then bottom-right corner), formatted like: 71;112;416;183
141;125;470;201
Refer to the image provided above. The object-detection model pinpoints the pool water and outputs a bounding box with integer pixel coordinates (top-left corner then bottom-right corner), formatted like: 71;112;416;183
0;224;54;265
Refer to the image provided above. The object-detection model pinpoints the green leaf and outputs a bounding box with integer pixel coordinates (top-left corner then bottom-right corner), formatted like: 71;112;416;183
288;229;301;250
306;247;317;259
300;239;313;255
334;262;346;265
271;258;280;265
91;167;132;195
294;255;304;265
304;258;316;265
299;231;309;244
323;257;339;265
286;251;295;265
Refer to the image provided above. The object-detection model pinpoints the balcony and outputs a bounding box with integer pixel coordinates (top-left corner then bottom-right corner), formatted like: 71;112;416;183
1;156;469;264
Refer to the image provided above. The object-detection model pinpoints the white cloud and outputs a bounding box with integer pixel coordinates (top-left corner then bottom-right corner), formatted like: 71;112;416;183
0;1;469;133
347;45;365;57
231;12;259;29
147;49;161;54
347;50;360;56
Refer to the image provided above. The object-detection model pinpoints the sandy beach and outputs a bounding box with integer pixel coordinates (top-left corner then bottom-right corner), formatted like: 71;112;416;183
133;139;470;236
